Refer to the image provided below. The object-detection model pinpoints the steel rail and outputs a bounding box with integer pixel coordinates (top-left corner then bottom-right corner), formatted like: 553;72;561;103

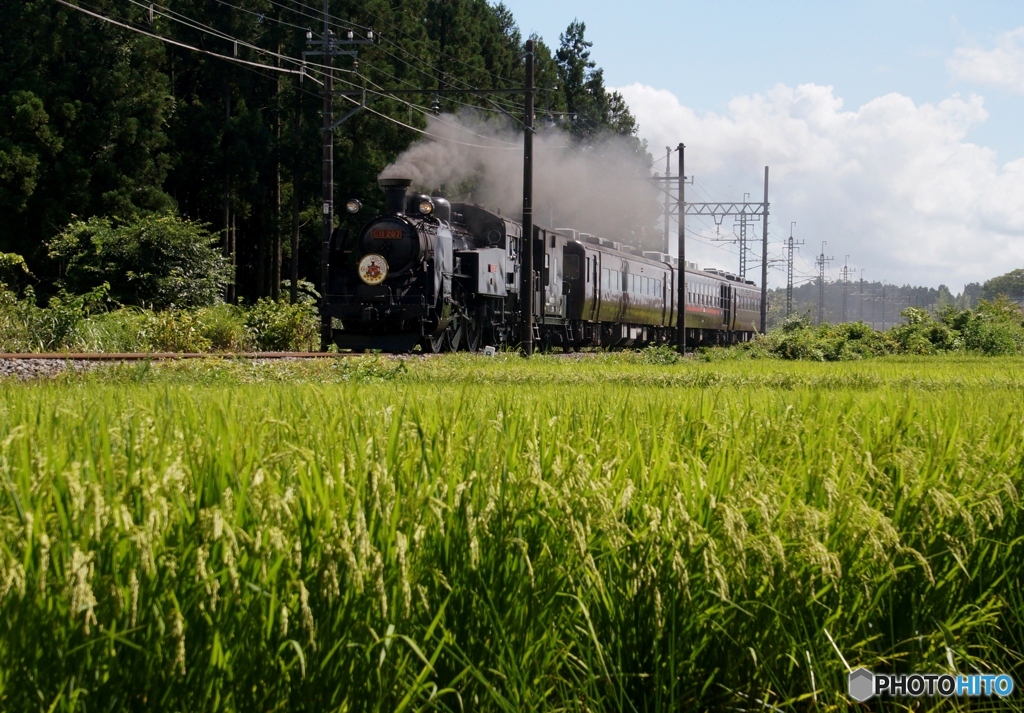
0;352;359;361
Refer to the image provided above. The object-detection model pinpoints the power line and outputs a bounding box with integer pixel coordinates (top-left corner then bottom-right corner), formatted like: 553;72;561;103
56;0;305;77
56;0;551;154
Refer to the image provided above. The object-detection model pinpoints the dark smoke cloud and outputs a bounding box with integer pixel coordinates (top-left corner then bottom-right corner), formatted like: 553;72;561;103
380;112;665;251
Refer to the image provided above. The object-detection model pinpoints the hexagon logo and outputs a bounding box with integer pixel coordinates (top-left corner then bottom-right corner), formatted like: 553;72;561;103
848;668;875;702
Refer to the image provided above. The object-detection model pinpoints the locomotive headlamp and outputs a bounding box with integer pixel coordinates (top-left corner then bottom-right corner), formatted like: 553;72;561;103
418;200;434;215
345;199;362;214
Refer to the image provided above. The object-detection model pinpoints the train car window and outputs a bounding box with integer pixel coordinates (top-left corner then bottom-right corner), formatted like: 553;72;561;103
565;254;580;280
585;257;590;282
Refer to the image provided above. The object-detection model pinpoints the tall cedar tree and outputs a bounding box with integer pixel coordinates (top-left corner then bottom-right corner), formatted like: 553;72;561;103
0;1;651;303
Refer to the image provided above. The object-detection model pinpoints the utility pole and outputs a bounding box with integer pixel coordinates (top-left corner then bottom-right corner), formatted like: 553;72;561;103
815;241;833;325
842;256;850;322
305;10;373;350
677;143;687;354
663;146;671;254
760;167;769;333
319;2;333;350
786;221;804;316
521;39;535;355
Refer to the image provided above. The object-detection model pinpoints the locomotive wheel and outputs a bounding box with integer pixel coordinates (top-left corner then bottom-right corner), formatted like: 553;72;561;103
422;330;447;354
448;319;463;352
464;309;483;352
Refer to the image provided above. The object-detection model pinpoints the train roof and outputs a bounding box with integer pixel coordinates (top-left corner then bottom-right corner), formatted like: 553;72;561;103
557;230;759;287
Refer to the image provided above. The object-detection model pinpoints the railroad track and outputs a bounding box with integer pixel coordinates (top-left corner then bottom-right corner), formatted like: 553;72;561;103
0;351;354;361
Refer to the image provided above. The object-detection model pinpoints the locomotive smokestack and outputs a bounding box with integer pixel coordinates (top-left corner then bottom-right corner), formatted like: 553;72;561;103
379;177;412;214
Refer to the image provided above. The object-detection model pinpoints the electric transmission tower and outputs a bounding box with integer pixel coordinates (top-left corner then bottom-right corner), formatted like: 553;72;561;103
737;210;750;280
786;221;804;316
815;241;833;325
859;269;865;322
711;192;759;280
842;256;850;322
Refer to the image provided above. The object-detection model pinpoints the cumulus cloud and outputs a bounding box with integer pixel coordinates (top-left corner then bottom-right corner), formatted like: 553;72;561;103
614;82;1024;288
948;28;1024;94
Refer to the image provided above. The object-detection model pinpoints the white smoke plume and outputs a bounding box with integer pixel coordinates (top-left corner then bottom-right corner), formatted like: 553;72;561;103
380;112;666;251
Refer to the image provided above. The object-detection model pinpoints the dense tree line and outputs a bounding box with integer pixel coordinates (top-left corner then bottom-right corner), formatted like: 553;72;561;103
767;269;1023;329
0;1;644;305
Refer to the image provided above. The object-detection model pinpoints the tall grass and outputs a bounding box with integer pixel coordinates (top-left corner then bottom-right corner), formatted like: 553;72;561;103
1;358;1022;710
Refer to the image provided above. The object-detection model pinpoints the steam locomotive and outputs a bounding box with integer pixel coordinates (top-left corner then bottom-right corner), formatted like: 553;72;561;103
324;177;762;352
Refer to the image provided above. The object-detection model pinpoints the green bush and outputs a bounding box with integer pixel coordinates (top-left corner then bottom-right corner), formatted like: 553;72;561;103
196;303;251;351
79;309;152;352
49;213;231;309
638;343;684;365
244;298;319;352
142;310;213;353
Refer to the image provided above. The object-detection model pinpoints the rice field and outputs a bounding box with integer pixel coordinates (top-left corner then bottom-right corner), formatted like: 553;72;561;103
1;355;1022;711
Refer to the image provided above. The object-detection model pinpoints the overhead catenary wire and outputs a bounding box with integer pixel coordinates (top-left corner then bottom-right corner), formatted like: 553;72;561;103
126;0;539;138
55;0;308;77
54;0;566;153
220;0;528;119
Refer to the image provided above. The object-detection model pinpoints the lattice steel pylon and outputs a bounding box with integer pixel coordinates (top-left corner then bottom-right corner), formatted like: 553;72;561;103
816;241;833;325
841;256;850;322
786;222;804;316
710;193;758;280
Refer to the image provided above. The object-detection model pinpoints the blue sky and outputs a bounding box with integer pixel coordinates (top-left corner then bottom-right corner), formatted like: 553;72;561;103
498;0;1024;288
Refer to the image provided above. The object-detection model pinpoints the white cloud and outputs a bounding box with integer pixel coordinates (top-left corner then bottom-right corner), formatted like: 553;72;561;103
614;82;1024;289
948;28;1024;94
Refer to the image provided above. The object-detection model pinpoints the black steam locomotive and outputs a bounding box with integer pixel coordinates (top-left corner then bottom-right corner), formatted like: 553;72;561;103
324;177;762;352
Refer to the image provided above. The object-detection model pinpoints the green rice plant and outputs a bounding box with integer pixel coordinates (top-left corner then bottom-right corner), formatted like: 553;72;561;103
0;356;1022;711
